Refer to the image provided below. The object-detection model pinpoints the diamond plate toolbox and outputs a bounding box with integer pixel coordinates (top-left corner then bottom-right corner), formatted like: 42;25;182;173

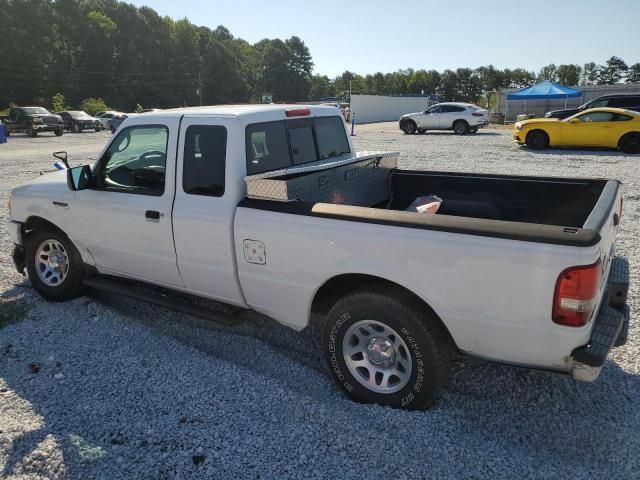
245;151;398;206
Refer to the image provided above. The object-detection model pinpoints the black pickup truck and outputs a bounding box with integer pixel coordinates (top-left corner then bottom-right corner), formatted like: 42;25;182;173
0;107;64;137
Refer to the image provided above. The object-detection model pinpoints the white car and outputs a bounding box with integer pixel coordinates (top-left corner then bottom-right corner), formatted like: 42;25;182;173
95;111;122;129
399;102;489;135
7;104;630;410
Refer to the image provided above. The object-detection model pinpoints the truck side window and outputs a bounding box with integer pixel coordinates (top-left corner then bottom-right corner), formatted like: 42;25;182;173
245;121;292;175
183;125;227;197
315;117;350;160
99;125;168;195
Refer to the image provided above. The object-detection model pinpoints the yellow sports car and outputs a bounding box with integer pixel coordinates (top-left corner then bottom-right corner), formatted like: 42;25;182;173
514;107;640;153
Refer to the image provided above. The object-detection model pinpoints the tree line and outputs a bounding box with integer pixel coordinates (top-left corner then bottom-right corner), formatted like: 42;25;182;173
1;0;639;112
316;57;640;105
0;0;313;111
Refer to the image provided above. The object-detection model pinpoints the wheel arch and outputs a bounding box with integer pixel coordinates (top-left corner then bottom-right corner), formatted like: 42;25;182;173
525;128;551;144
22;215;67;238
310;273;457;349
618;130;640;147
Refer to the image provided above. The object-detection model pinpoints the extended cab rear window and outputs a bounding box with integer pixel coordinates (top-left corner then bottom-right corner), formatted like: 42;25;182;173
245;116;350;175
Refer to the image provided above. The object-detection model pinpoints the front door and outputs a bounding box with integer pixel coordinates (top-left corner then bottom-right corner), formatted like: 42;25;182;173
70;119;184;287
561;111;614;146
417;106;441;129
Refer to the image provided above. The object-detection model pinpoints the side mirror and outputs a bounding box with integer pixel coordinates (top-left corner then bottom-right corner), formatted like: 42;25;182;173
67;165;92;191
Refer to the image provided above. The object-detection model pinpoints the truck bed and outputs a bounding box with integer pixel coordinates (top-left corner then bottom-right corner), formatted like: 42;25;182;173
241;169;619;247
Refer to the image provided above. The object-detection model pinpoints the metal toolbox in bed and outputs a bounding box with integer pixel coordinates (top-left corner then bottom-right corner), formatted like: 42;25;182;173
245;151;399;206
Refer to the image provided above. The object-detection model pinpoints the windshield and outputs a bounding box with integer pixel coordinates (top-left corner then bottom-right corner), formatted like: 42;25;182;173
69;111;91;118
22;107;50;115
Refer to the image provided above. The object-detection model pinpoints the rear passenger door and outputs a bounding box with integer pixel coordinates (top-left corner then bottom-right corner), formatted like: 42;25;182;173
172;116;247;306
438;105;464;129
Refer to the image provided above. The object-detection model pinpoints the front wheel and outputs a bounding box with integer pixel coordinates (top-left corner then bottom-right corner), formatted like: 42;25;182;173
72;123;81;133
526;130;549;150
619;132;640;154
401;120;417;135
55;128;64;137
323;287;453;410
25;229;85;301
26;124;37;137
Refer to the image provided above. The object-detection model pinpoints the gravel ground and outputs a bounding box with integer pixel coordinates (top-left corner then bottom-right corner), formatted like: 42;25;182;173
0;125;638;479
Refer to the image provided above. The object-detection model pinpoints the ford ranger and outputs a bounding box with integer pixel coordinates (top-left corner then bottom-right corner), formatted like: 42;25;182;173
7;105;631;410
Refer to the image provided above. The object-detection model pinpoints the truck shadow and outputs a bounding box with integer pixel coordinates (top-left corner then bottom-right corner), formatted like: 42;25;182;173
1;286;638;477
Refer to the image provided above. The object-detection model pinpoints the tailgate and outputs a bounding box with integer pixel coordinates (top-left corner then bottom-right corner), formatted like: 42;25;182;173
583;180;623;296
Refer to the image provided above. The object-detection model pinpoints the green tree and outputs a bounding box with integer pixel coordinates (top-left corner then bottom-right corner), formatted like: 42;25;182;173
556;64;581;86
51;93;67;112
626;63;640;84
475;65;506;92
538;64;558;82
407;69;441;95
598;56;628;84
80;97;109;116
581;62;599;85
509;68;536;88
455;68;481;102
309;75;333;99
437;70;457;101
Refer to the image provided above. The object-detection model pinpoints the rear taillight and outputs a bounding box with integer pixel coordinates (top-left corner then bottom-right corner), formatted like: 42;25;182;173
472;112;484;117
286;108;311;117
552;260;602;327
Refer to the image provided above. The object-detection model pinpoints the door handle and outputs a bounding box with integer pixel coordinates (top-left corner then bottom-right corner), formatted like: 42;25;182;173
145;210;161;220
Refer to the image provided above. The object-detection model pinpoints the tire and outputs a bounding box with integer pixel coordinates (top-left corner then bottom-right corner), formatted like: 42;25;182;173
72;123;81;133
25;228;85;302
323;287;453;410
469;127;478;134
526;130;549;150
26;124;37;137
453;120;469;135
619;132;640;154
55;128;63;137
95;127;101;132
401;120;417;135
110;125;116;134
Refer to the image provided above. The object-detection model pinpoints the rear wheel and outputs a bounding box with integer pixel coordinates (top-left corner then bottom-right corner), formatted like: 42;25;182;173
401;120;417;135
72;123;81;133
55;128;63;137
25;228;85;301
323;287;453;410
26;124;37;137
453;120;468;135
619;132;640;154
526;130;549;150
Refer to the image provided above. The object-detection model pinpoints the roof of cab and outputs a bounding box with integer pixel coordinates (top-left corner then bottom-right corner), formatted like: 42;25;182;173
157;104;337;117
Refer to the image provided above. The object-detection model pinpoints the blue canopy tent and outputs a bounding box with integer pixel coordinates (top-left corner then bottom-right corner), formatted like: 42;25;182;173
505;80;582;120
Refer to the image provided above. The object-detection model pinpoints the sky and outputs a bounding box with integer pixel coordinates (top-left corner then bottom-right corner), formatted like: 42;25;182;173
128;0;640;78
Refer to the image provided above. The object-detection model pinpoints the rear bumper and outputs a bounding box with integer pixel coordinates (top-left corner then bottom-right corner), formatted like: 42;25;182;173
571;256;630;381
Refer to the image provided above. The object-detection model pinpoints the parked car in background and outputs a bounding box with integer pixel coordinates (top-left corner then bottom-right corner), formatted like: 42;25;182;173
96;111;121;129
57;111;102;133
106;113;135;133
399;103;489;135
545;94;640;119
514;107;640;153
0;107;64;137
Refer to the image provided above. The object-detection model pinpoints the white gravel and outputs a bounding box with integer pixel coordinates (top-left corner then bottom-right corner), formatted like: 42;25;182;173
0;126;638;479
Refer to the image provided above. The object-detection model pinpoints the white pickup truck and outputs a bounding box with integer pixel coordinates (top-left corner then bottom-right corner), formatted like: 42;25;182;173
8;105;631;410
